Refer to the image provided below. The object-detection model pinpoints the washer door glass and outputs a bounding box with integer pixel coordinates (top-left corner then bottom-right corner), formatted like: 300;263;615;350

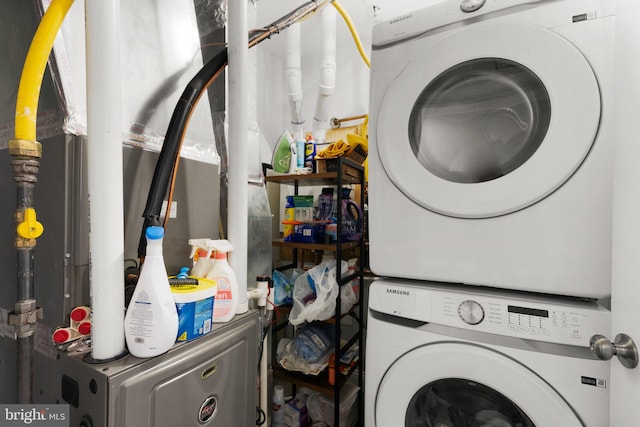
375;22;600;218
409;58;551;184
405;378;535;426
375;343;582;426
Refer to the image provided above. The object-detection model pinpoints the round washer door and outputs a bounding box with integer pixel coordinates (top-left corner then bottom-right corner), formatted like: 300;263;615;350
375;343;582;426
376;22;600;218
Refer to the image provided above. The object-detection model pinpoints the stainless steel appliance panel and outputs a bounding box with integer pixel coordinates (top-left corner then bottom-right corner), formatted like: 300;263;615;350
58;311;259;427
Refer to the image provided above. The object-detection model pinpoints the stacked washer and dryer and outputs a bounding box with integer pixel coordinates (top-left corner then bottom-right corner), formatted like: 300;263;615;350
365;0;614;425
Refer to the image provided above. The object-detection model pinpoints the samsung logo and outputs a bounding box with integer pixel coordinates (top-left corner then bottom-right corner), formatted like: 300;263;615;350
581;376;607;388
386;288;410;296
389;14;412;25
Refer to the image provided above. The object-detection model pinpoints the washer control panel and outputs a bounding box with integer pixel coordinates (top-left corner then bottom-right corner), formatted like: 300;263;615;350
436;294;608;346
368;280;611;348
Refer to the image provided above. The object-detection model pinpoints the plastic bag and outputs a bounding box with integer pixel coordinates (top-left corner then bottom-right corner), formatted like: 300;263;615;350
307;382;360;427
273;269;295;306
289;260;348;326
277;323;335;376
291;322;335;363
339;282;357;316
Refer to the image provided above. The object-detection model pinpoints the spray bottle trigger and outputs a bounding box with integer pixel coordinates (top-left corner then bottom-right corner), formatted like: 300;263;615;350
188;238;215;259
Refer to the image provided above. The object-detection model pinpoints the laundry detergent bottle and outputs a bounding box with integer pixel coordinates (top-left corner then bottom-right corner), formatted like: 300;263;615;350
124;226;179;357
206;240;239;323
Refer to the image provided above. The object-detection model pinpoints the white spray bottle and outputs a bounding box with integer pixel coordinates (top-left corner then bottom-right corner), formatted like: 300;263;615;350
206;240;239;323
124;226;179;358
188;238;216;277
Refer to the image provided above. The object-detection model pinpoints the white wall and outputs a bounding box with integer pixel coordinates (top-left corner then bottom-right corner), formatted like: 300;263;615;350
254;0;441;157
255;0;373;156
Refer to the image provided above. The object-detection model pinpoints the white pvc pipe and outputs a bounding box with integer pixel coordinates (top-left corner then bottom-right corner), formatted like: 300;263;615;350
286;23;304;140
312;6;337;142
228;0;249;314
85;0;125;360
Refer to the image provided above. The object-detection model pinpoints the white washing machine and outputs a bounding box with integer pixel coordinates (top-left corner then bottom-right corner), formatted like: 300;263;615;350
365;279;611;426
368;0;615;298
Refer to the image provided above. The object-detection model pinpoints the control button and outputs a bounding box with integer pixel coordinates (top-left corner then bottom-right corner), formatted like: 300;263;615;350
530;329;539;335
542;329;551;336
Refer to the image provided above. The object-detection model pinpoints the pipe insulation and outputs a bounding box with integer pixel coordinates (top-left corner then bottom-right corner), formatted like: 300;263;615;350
286;23;304;139
228;0;249;314
312;6;337;141
85;0;126;360
138;49;228;259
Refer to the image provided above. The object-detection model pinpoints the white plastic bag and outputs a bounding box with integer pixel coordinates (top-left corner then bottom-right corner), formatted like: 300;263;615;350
289;260;349;326
339;281;357;316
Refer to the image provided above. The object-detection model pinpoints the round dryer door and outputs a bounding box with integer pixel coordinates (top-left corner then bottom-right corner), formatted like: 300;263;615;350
375;343;583;426
376;22;600;218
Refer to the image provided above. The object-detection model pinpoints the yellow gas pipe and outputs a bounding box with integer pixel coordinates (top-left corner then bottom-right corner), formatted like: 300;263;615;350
11;0;74;241
10;0;74;404
14;0;74;142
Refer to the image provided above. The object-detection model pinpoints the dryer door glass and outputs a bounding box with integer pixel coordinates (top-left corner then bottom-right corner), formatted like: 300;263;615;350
409;58;551;184
374;22;600;218
405;378;535;426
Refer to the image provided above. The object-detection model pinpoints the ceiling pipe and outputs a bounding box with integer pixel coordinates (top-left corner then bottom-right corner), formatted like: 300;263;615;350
312;5;337;143
85;0;126;361
228;0;249;314
286;22;304;141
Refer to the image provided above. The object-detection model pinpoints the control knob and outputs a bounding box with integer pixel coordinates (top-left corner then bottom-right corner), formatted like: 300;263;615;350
458;300;485;325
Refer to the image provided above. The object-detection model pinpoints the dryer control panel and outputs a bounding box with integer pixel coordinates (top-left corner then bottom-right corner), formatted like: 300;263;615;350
368;279;611;348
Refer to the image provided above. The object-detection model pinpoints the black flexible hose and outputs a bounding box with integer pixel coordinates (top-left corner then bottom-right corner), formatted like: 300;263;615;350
137;1;331;259
137;48;228;259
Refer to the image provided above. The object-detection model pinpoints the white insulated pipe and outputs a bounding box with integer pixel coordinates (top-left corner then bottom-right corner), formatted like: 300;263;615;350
85;0;125;360
228;0;249;314
286;23;304;140
312;6;337;142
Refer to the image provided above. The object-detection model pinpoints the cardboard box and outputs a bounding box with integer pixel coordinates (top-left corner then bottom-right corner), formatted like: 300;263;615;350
346;144;367;164
307;382;359;427
284;397;310;426
315;158;362;180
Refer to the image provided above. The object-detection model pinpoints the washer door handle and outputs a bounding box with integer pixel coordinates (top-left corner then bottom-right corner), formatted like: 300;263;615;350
590;333;638;369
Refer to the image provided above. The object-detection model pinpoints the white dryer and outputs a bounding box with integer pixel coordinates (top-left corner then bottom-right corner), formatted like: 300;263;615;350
365;279;611;426
368;0;615;298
